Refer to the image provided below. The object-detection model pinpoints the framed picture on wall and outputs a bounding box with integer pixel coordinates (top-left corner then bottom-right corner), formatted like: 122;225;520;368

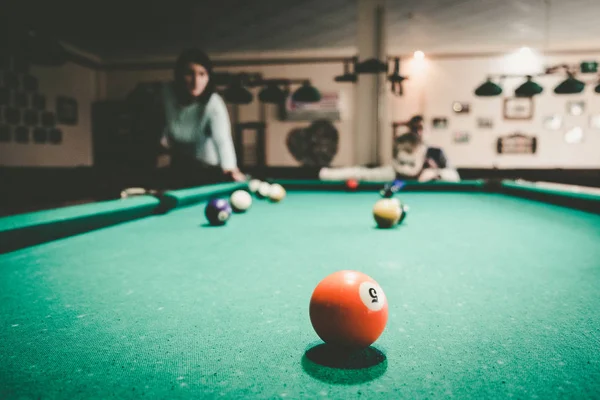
56;96;78;125
0;125;11;142
432;117;448;129
503;97;533;120
564;126;584;144
496;132;537;154
452;102;470;114
453;131;470;143
543;115;563;130
567;101;585;116
280;92;340;121
477;118;493;129
590;115;600;129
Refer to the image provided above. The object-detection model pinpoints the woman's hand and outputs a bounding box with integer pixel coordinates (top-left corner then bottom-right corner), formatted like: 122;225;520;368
224;168;247;182
426;158;439;169
160;135;170;150
418;168;441;182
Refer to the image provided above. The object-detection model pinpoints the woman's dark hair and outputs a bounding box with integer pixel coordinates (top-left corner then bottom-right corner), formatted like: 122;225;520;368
174;48;216;104
395;132;421;146
409;115;423;124
408;115;423;129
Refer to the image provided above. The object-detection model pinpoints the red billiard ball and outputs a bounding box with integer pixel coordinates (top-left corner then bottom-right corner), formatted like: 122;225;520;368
346;179;359;191
309;270;388;348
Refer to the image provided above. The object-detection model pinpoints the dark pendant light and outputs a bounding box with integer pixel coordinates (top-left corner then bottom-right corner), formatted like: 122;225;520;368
554;73;585;94
292;81;321;103
223;82;253;104
580;61;598;74
515;75;543;97
258;82;286;104
474;77;503;97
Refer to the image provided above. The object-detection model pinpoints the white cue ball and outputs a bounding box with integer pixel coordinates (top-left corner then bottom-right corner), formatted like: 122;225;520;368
248;179;261;193
257;182;271;199
269;183;286;202
230;190;252;212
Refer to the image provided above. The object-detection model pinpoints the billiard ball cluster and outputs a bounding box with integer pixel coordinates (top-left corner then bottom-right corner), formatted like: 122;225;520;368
204;189;252;226
204;180;287;226
248;179;286;203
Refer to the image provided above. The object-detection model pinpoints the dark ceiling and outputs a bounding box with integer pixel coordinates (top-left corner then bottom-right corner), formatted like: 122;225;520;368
2;0;356;60
3;0;599;62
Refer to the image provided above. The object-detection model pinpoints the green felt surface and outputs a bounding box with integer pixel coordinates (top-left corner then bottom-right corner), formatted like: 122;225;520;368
0;197;159;233
276;179;486;192
0;197;160;254
502;180;600;202
1;191;600;399
164;182;247;207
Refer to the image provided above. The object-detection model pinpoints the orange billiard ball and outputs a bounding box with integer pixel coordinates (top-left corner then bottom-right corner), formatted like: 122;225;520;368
309;270;388;348
346;179;359;191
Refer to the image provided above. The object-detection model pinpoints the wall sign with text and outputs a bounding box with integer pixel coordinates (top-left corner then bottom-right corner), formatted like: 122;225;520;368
503;97;533;120
496;133;537;154
281;92;340;121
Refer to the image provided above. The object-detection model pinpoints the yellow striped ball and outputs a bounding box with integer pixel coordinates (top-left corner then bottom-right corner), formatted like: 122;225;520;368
373;199;402;228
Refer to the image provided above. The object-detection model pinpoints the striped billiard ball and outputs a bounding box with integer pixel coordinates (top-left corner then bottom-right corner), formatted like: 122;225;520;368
205;198;232;226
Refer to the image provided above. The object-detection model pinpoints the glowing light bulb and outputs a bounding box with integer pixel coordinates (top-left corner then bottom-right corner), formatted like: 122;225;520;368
519;46;532;55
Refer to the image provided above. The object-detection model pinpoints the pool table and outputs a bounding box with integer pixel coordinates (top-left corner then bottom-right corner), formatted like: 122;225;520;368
1;180;599;399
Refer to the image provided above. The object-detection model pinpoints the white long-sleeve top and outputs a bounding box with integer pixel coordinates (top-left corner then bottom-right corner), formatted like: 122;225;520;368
161;82;237;170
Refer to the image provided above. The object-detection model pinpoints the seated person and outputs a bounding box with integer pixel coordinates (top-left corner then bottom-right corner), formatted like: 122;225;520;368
392;131;459;182
319;115;460;182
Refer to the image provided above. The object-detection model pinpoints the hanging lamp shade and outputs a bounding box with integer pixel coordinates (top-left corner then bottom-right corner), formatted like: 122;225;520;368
223;83;253;104
514;76;543;97
580;61;598;73
258;82;286;104
292;81;321;103
474;78;503;96
355;58;388;74
554;74;585;94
